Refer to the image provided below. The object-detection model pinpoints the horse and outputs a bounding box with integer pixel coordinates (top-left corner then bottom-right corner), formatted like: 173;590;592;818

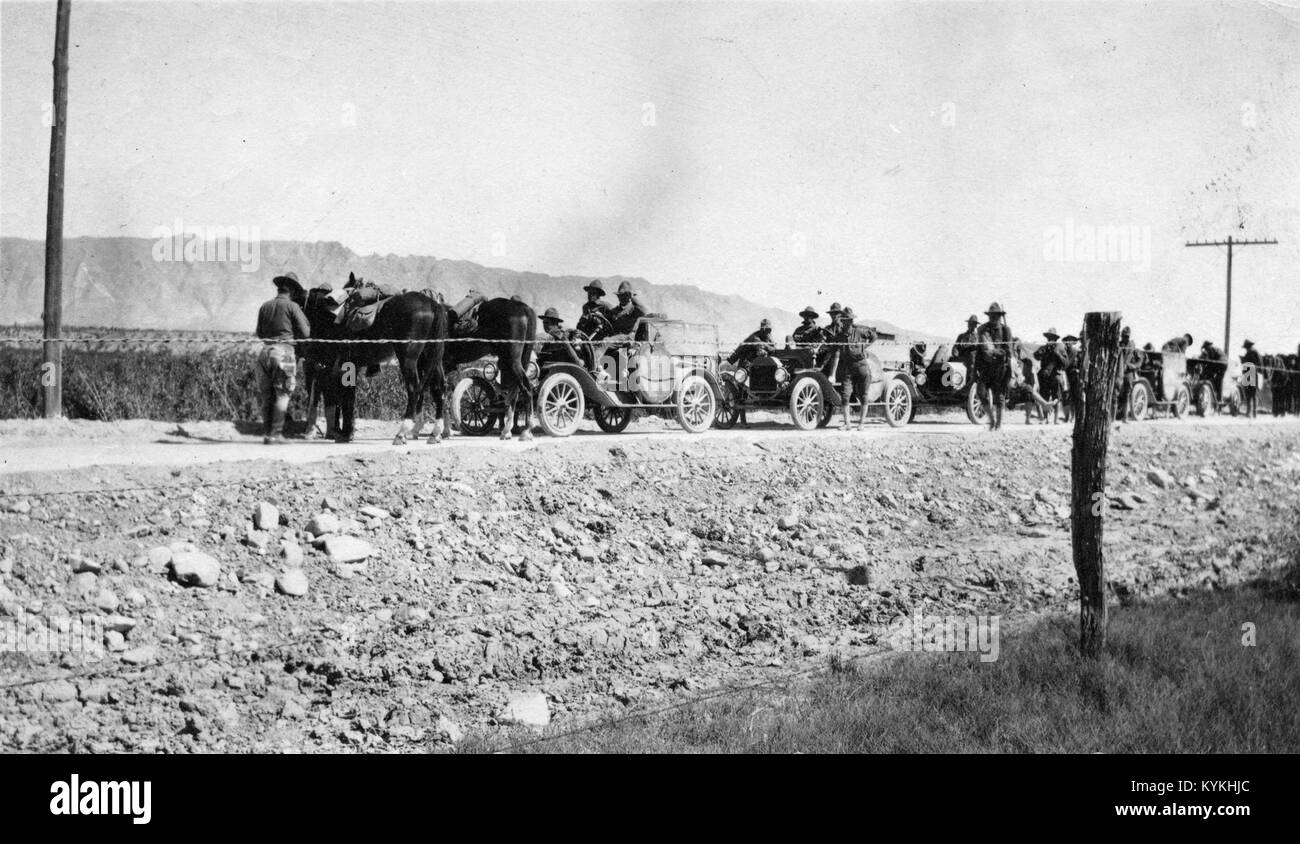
440;297;538;441
300;277;448;445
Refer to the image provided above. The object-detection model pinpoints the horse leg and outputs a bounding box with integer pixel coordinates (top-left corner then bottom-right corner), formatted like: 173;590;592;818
393;347;421;445
426;367;446;445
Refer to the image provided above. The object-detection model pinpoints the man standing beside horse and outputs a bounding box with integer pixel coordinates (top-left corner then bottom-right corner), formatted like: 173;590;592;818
255;272;312;444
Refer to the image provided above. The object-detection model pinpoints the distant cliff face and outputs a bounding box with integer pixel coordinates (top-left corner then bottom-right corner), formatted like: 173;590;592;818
0;237;920;345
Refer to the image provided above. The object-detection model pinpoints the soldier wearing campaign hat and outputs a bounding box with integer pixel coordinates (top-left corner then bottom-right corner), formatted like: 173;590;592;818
792;306;823;346
831;306;878;431
953;314;981;372
1034;326;1068;423
604;280;650;340
974;302;1012;430
539;307;581;366
255;271;312;444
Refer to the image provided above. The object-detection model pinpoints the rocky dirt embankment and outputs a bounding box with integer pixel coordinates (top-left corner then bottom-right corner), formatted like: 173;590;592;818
2;422;1298;752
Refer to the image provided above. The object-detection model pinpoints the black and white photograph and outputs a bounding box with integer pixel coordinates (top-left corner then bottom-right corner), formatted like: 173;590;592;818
0;0;1295;820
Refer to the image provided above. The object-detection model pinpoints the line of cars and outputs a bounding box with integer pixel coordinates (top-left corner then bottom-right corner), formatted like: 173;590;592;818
447;316;1267;436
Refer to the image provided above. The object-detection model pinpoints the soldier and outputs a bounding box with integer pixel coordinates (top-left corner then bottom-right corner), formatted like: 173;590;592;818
1034;327;1068;424
952;315;980;370
791;306;822;345
255;271;312;444
605;280;648;340
1240;339;1261;419
538;308;582;366
975;302;1012;430
1201;339;1225;361
1161;333;1193;354
729;319;775;366
833;307;878;431
581;280;610;317
1114;326;1142;420
1061;334;1081;422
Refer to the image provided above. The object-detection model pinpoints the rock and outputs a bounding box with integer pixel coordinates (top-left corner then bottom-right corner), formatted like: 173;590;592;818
575;545;600;563
764;560;781;574
549;579;573;599
94;589;119;612
170;551;221;588
702;552;729;568
281;699;307;720
103;615;137;633
1147;468;1176;489
121;645;156;665
253;502;279;531
436;715;464;743
307;512;341;537
500;691;550;729
69;553;101;574
778;514;800;530
104;630;126;652
393;606;430;625
71;572;98;596
241;571;275;592
322;496;344;511
243;529;271;553
756;548;777;563
359;506;390;520
323;535;375;564
280;541;304;568
1110;493;1140;511
275;569;309;597
40;680;78;702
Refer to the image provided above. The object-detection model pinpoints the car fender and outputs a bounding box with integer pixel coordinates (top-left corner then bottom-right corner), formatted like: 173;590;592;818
794;369;843;407
539;362;618;408
682;367;724;400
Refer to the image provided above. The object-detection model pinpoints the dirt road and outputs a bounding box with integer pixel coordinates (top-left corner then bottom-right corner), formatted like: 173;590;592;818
2;414;1298;752
1;412;1289;478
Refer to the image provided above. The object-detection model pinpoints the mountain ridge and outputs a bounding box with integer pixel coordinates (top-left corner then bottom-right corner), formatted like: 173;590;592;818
0;236;928;345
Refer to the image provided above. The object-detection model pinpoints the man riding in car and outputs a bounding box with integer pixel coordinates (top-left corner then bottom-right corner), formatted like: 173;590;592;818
791;306;823;346
604;280;649;341
538;307;582;366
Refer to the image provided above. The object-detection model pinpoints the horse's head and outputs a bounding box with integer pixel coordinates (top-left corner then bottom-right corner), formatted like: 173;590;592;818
345;271;363;289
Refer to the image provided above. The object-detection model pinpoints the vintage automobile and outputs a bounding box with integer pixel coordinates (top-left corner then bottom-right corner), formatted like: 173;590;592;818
714;346;843;430
890;341;985;424
449;355;541;436
1124;350;1196;420
718;341;916;428
534;317;723;436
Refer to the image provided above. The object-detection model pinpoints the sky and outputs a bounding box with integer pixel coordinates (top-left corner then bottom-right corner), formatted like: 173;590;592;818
2;0;1298;348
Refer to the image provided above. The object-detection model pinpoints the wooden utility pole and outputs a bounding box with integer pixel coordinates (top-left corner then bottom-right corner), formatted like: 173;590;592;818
1185;235;1277;356
42;0;72;418
1070;312;1123;658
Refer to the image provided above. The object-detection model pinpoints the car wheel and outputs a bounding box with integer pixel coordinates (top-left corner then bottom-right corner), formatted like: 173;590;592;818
713;379;742;429
451;376;501;436
788;376;823;431
884;379;913;427
593;405;633;433
1195;382;1215;417
1128;378;1151;421
965;382;987;424
675;375;716;433
1171;384;1190;419
538;372;584;437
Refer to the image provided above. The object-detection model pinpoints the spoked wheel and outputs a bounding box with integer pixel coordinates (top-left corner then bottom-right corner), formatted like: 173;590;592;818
884;379;913;428
451;376;501;436
713;380;742;430
593;405;633;433
965;382;988;425
1227;385;1242;417
1171;384;1190;419
675;375;717;433
1195;382;1215;417
788;376;824;431
1128;379;1151;421
538;372;584;437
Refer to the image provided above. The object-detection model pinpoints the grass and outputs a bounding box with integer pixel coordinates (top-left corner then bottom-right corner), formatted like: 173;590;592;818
479;555;1300;754
0;344;409;422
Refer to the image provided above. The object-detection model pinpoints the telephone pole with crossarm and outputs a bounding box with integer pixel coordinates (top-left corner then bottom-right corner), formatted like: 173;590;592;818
1185;235;1278;357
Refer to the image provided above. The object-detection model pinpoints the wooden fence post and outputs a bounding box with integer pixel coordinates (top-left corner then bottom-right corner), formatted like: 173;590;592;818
1070;311;1123;657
